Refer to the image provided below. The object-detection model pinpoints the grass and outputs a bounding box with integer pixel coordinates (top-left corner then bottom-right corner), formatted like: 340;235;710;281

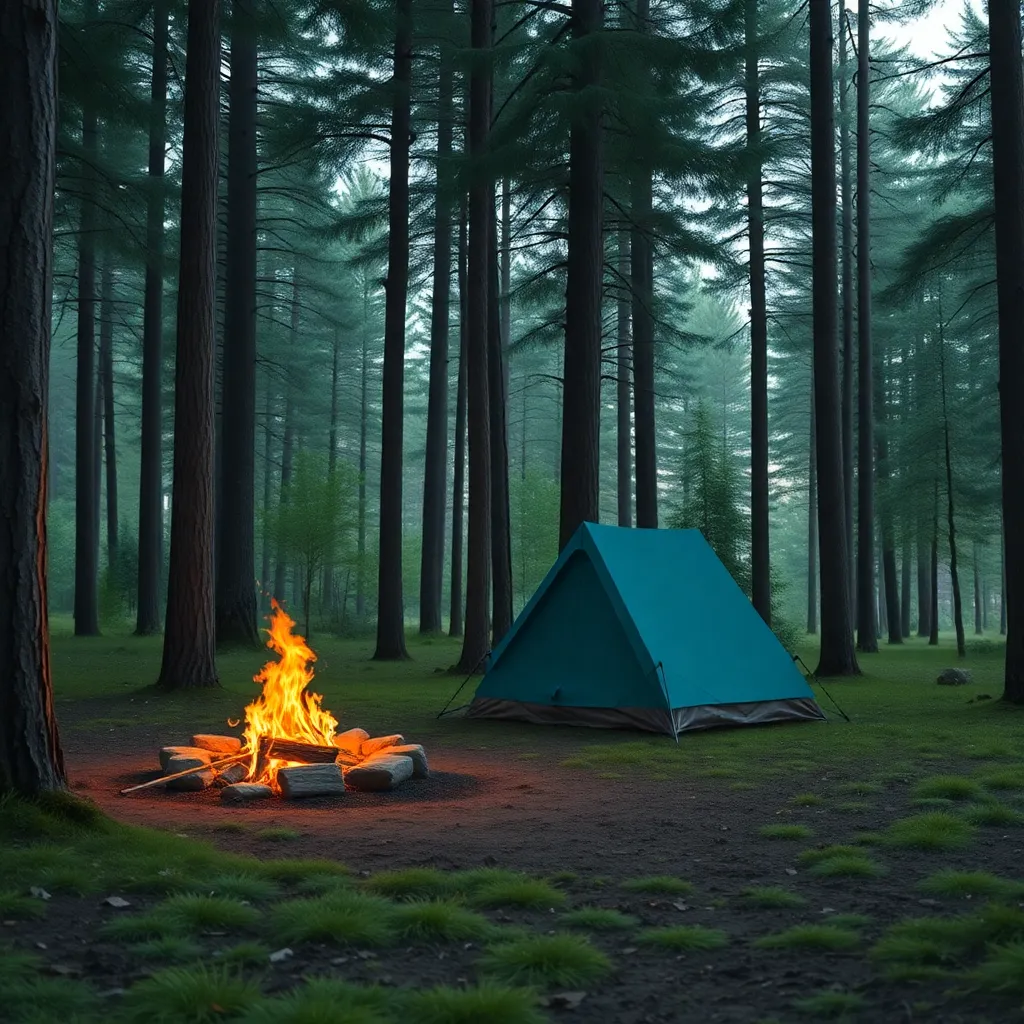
792;990;865;1018
363;868;451;902
120;964;261;1022
131;935;205;962
975;768;1024;791
561;907;640;931
740;886;808;909
468;876;565;910
796;845;885;878
913;776;984;801
0;890;47;920
968;943;1024;994
636;925;729;951
963;802;1024;827
218;941;272;966
269;891;397;947
405;983;547;1024
883;812;976;851
758;824;814;840
479;933;612;988
256;827;301;843
917;870;1024;900
206;873;281;902
390;900;498;942
836;781;882;796
0;975;100;1022
620;875;693;895
238;978;401;1024
790;793;825;806
160;893;262;932
754;925;861;952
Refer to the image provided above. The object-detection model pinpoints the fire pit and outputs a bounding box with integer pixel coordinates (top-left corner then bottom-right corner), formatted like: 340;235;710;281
126;602;429;803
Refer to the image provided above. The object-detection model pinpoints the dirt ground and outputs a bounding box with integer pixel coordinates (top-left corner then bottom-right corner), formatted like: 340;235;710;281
38;695;1024;1023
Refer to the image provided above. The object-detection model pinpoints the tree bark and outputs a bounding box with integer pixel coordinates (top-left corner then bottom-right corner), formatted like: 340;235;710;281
356;276;369;620
1001;534;1008;635
839;0;855;613
0;0;67;794
875;362;901;643
373;0;413;661
989;0;1024;700
559;0;604;550
449;200;469;639
616;231;632;527
631;0;656;530
156;0;221;690
807;386;818;634
854;1;876;653
929;478;939;646
260;378;273;600
75;5;100;637
901;535;912;638
419;17;453;635
99;260;117;575
938;327;966;658
809;0;858;674
273;296;297;603
974;542;983;635
501;177;512;396
489;200;513;646
136;0;169;636
457;0;493;672
216;0;260;648
917;529;931;637
746;0;770;626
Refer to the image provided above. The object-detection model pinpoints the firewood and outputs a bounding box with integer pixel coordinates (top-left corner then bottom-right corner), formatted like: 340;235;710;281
344;754;413;792
277;763;347;799
159;746;212;772
220;783;273;804
333;728;369;755
192;734;243;754
258;737;341;764
121;753;246;795
372;743;428;778
164;755;210;777
359;734;404;757
166;758;216;791
214;762;249;786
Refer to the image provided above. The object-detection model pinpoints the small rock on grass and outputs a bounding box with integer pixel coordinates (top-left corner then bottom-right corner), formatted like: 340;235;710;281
937;668;972;686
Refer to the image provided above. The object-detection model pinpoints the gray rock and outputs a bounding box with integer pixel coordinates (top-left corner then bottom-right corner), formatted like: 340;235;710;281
220;783;274;804
936;668;972;686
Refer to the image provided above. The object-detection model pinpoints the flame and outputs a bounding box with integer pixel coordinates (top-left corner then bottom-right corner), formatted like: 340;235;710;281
241;600;338;785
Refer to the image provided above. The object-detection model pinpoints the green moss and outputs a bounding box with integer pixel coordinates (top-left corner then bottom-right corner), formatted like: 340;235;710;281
561;907;639;931
637;925;729;951
754;925;860;951
883;813;975;851
740;887;807;909
479;934;612;988
913;776;983;801
620;875;693;895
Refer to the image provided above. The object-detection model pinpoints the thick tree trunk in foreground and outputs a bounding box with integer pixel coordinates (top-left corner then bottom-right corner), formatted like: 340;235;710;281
807;388;818;634
746;0;770;626
216;0;260;648
489;205;513;646
0;0;67;794
631;0;657;529
1001;536;1008;635
419;22;454;635
450;203;469;639
989;0;1024;701
457;0;493;673
156;0;221;691
809;0;858;675
559;0;604;549
374;0;413;661
99;261;118;574
74;41;100;638
839;0;855;611
616;231;632;527
855;2;876;653
136;0;169;636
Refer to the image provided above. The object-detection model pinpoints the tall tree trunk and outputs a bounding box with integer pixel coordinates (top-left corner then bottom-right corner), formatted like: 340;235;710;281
917;530;931;637
809;0;858;675
974;543;983;635
274;293;297;603
989;0;1024;700
450;202;469;638
746;0;770;625
136;0;169;636
1001;534;1008;636
875;362;901;643
839;0;855;612
216;0;259;647
901;535;912;638
373;0;413;661
501;177;512;383
74;6;100;637
457;0;493;672
356;276;370;620
854;1;876;653
99;260;117;575
156;0;221;690
92;349;103;581
489;202;513;646
419;19;453;635
559;0;604;549
807;387;818;634
0;0;67;794
320;325;341;616
929;478;939;645
938;328;966;657
616;231;632;526
631;0;656;530
260;378;273;601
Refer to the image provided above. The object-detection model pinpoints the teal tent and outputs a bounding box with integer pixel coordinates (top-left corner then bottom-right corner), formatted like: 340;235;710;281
467;523;824;736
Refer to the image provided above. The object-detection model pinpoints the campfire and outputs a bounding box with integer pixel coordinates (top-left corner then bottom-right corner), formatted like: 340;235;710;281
128;602;428;803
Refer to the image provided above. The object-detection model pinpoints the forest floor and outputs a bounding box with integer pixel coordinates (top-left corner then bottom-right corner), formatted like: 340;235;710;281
4;623;1024;1022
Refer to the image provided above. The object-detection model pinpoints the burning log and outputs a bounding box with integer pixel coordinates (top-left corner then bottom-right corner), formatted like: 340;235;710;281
277;763;346;799
257;737;341;764
344;753;414;792
221;783;273;804
159;746;212;772
214;762;248;786
192;734;242;754
360;734;405;758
